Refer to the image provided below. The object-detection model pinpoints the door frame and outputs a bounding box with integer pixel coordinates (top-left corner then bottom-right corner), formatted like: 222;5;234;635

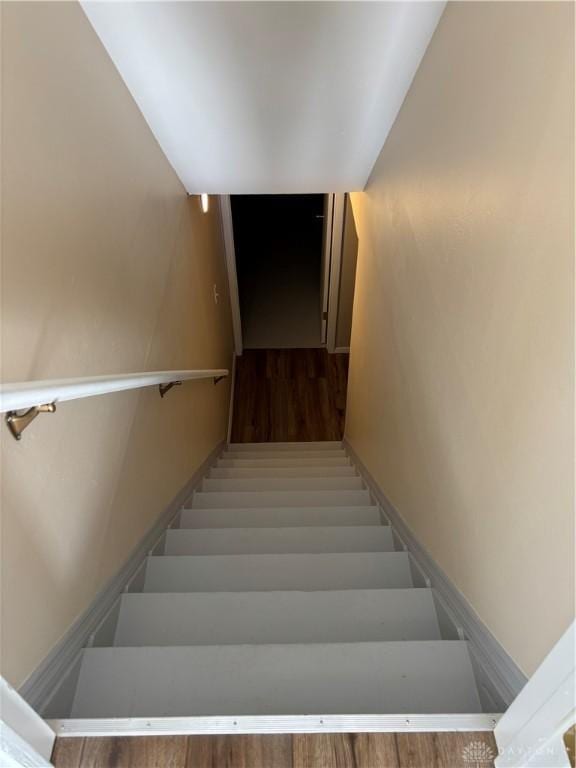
320;194;334;345
218;195;243;356
1;677;55;766
221;192;347;355
494;622;574;767
325;193;346;354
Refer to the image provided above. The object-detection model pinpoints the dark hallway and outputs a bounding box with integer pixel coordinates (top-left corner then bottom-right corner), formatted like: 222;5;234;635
231;195;324;349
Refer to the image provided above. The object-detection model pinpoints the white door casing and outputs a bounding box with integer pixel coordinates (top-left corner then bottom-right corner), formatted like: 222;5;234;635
326;193;346;354
320;194;334;345
494;622;575;767
219;195;243;356
0;677;55;766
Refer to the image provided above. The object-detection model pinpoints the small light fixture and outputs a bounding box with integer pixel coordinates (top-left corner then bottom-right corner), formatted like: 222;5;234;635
200;193;209;213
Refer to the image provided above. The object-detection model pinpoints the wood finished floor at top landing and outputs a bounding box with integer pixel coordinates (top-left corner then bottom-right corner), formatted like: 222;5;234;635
231;349;349;443
52;732;498;767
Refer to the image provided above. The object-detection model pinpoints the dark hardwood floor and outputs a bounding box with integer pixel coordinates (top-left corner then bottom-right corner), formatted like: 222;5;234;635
52;732;498;767
230;349;349;443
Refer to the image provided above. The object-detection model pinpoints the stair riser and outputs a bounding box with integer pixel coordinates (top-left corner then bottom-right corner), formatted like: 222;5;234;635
210;466;358;478
191;490;372;509
201;477;364;492
163;526;394;555
71;642;482;718
178;506;383;529
217;458;352;468
111;590;441;646
222;450;348;460
142;552;413;592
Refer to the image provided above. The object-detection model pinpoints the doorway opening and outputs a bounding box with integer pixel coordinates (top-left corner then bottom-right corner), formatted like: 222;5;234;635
225;193;359;442
231;194;324;349
226;193;358;355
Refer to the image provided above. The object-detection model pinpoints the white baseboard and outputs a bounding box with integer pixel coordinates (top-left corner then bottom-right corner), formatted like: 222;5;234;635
49;712;500;738
18;441;225;716
344;439;527;707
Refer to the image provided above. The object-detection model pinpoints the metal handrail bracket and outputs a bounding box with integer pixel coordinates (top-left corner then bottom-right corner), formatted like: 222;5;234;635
1;369;228;440
6;403;57;441
159;381;182;398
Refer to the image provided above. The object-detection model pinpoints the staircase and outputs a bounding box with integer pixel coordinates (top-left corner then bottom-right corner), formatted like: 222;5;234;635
54;441;492;721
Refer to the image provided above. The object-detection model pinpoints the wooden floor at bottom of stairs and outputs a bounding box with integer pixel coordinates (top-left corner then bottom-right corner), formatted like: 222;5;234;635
52;732;498;767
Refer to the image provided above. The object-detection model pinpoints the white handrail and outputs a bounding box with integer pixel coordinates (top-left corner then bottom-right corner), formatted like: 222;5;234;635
0;369;228;413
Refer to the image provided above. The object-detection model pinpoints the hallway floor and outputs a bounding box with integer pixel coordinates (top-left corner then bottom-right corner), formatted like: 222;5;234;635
52;732;498;767
230;349;348;442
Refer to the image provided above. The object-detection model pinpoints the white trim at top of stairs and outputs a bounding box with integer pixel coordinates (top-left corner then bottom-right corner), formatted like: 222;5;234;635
494;622;574;768
18;441;225;716
0;721;52;768
49;713;499;738
1;677;54;765
344;439;528;707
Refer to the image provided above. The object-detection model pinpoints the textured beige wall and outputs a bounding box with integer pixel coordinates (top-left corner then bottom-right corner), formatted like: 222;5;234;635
1;2;233;687
347;1;574;676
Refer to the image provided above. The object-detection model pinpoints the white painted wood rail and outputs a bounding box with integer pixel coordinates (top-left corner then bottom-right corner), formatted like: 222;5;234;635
0;370;228;413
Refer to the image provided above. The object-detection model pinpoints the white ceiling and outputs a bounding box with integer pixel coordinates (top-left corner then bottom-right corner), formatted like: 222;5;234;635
82;2;445;194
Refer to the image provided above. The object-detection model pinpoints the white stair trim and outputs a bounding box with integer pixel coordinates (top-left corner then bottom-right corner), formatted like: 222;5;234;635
49;712;501;738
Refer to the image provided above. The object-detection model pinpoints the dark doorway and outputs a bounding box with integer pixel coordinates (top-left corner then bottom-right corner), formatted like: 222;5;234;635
231;195;324;349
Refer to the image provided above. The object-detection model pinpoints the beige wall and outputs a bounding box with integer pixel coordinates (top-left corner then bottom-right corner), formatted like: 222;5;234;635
1;2;233;687
335;195;358;350
347;1;574;676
